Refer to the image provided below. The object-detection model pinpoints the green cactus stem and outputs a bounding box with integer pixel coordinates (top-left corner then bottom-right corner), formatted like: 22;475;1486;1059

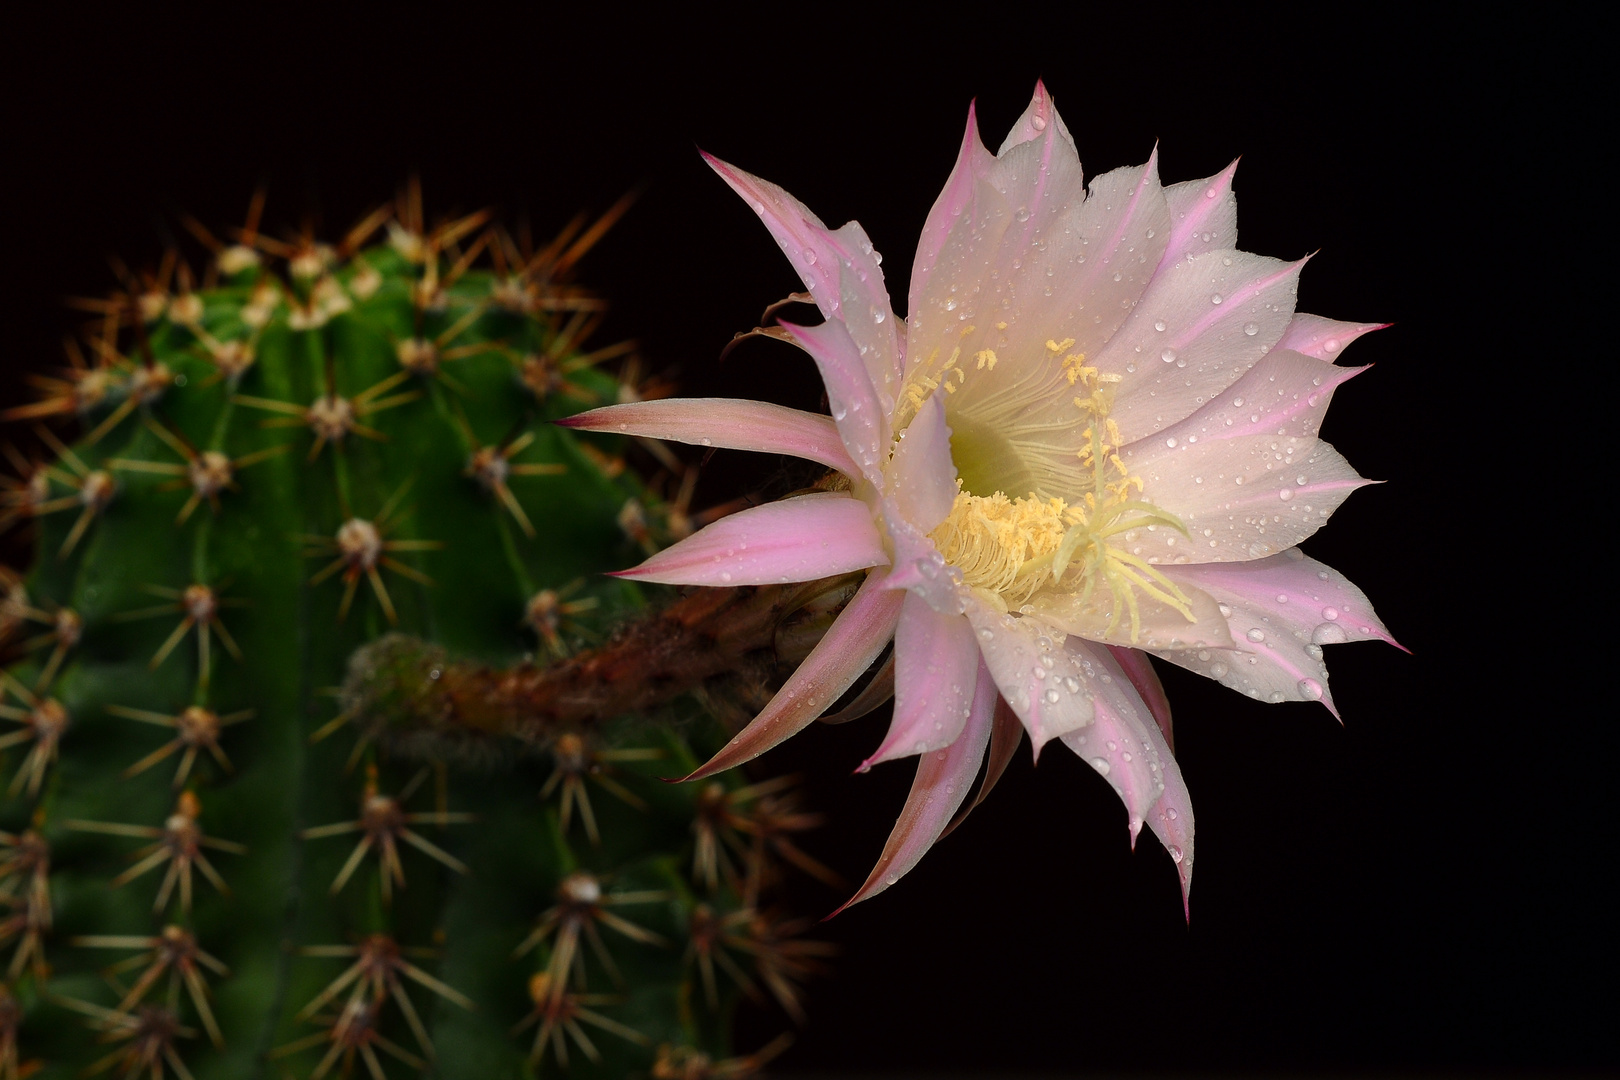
0;185;834;1078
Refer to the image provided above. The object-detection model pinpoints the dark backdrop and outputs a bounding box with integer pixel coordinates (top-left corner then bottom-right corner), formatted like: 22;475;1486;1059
2;6;1601;1077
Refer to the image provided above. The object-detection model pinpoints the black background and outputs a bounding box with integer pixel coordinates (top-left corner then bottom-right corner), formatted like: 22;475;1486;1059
1;6;1602;1077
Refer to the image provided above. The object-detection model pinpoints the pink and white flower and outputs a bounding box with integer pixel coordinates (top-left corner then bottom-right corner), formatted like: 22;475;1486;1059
562;83;1397;915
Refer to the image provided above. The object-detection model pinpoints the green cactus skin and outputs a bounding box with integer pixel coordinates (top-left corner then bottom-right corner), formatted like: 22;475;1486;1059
0;193;826;1078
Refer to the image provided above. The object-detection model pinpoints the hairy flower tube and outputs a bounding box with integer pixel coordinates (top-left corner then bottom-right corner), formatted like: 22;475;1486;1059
563;83;1397;915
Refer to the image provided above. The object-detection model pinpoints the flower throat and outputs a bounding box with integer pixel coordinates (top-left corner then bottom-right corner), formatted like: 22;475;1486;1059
920;340;1195;641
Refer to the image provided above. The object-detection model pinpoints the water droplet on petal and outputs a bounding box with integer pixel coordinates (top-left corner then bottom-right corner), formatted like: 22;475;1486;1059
1297;678;1325;700
1244;322;1259;336
1091;757;1111;776
1246;628;1265;643
1311;623;1348;645
1160;347;1178;363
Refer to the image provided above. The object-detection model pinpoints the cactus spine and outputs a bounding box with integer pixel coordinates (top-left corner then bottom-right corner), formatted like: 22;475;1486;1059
0;186;826;1078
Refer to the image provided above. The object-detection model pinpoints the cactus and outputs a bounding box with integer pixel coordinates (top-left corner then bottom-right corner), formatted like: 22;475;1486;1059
0;185;830;1078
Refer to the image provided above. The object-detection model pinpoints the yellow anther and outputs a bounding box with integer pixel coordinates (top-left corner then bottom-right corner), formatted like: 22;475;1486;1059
922;341;1194;641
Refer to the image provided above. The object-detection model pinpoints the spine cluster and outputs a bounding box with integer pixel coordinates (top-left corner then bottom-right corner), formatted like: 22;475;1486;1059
0;186;827;1079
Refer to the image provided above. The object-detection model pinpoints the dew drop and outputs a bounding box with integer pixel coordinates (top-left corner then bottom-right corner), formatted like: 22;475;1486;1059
1165;436;1178;448
1211;293;1223;305
1154;320;1167;332
1208;661;1229;678
1322;606;1341;620
1278;487;1294;502
1243;322;1259;336
1091;757;1111;776
1246;628;1266;643
1311;622;1348;645
1297;678;1325;700
1044;688;1061;704
1323;337;1341;353
1160;347;1178;363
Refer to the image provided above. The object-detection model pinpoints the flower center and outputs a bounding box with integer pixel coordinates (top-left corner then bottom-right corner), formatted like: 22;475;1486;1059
920;342;1196;640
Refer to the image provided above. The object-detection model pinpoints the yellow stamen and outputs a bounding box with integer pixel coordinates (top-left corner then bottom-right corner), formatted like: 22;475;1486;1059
926;358;1195;641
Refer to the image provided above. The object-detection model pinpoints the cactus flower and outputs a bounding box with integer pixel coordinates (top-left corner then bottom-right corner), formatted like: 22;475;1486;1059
564;83;1396;914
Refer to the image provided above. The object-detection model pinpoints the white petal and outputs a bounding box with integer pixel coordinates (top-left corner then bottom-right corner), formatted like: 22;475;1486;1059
887;392;957;533
1275;313;1388;361
1028;578;1233;651
1060;640;1171;843
963;595;1094;754
1126;348;1366;450
1099;250;1305;442
861;593;980;769
1160;160;1239;267
1121;432;1369;563
1154;549;1398;713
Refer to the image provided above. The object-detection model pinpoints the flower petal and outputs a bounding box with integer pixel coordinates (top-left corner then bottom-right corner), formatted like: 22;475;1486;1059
909;100;996;326
1154;548;1399;714
684;572;904;781
860;593;980;770
704;152;901;408
1120;432;1370;563
964;595;1095;755
780;318;891;487
919;154;1172;501
1144;724;1195;918
833;655;997;912
1060;641;1173;844
887;392;956;533
1160;159;1239;268
939;696;1023;840
994;79;1064;155
1131;347;1367;449
985;84;1087;274
816;651;894;726
558;398;859;476
1275;313;1389;361
612;493;885;586
876;499;967;616
1106;646;1174;752
1101;250;1305;442
1028;576;1233;651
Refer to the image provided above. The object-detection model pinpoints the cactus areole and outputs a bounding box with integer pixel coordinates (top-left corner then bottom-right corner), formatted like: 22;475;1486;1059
0;185;830;1077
